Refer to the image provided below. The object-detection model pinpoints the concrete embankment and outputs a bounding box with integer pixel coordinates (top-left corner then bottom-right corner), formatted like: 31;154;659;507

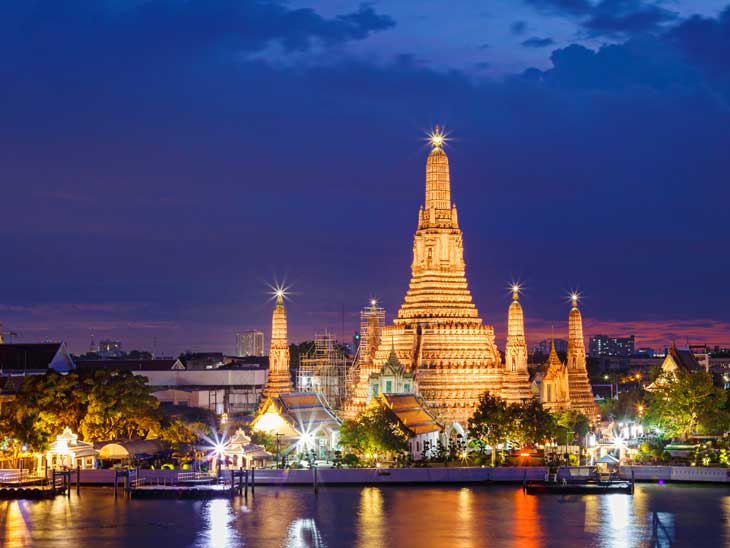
52;465;730;486
67;467;546;486
619;465;730;484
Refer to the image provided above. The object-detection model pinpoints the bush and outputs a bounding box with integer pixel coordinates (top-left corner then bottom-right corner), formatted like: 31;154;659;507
342;453;360;467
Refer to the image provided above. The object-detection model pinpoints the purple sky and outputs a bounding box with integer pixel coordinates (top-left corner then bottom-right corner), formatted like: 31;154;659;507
2;1;730;355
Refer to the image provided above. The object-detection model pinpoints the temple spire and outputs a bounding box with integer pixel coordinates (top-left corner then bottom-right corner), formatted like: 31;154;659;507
501;283;531;400
424;126;452;216
261;287;294;401
565;291;599;419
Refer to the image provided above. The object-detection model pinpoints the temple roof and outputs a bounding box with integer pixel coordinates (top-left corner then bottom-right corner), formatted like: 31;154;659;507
0;343;74;372
380;393;443;435
256;392;341;434
666;345;703;372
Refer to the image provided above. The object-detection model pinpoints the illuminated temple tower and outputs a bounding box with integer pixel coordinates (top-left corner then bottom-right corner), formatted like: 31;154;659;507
501;286;532;401
565;294;599;418
346;128;506;429
261;290;294;400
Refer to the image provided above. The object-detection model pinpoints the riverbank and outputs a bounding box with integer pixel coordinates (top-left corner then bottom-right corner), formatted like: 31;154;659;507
33;465;730;486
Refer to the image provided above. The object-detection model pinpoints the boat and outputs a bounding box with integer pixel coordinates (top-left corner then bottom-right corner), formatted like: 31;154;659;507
525;465;634;495
525;480;633;495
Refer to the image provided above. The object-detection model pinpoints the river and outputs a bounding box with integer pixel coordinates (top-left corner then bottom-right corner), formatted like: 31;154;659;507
1;484;728;547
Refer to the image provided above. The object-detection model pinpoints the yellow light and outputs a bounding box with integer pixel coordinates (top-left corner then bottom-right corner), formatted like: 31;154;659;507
254;411;286;432
370;298;377;307
429;126;446;148
569;292;580;305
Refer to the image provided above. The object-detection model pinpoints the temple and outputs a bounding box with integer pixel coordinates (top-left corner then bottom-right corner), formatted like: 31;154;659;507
501;285;532;402
260;290;294;400
565;294;600;419
535;340;570;411
345;128;526;430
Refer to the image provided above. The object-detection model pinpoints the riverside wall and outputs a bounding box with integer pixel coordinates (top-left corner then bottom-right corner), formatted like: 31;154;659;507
58;465;730;486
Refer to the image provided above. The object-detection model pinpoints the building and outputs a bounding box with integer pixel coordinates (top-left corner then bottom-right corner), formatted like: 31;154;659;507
252;392;341;459
501;286;532;401
367;348;416;402
76;358;185;372
534;341;570;412
646;345;706;391
260;291;294;400
533;339;568;355
378;393;443;460
297;331;349;410
345;129;517;432
236;330;265;357
98;340;122;357
43;427;98;470
589;335;635;357
0;343;75;375
77;358;266;414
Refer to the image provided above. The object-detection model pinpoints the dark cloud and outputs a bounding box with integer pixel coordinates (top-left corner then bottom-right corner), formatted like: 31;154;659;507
511;20;528;34
524;0;678;36
523;0;593;16
532;7;729;95
522;36;556;47
1;0;394;59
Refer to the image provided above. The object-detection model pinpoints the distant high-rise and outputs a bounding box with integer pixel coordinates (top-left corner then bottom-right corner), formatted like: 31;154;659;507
236;330;265;357
98;339;122;357
533;339;568;354
589;334;635;357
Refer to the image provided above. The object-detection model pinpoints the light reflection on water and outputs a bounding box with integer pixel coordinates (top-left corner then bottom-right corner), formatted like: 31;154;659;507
0;484;727;547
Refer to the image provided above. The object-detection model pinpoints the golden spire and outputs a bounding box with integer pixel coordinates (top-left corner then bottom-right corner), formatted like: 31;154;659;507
429;125;446;149
507;284;525;339
424;125;451;215
512;283;521;301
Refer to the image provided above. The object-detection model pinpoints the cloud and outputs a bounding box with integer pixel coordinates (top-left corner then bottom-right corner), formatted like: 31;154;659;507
511;20;528;35
524;0;678;37
527;8;730;97
1;1;395;60
524;318;730;349
522;36;556;47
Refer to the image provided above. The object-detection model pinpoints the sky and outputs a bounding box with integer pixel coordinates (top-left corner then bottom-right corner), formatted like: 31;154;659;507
2;0;730;356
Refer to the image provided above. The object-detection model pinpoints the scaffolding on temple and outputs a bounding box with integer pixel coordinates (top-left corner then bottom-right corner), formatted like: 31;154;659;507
296;331;351;410
343;302;386;404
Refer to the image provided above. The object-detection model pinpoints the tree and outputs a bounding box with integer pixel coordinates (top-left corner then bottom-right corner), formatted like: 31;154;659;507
339;402;408;461
80;369;161;441
512;399;556;447
553;410;591;444
645;369;729;440
468;392;516;465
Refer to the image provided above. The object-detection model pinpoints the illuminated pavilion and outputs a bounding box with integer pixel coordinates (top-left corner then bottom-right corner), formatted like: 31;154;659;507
345;128;528;431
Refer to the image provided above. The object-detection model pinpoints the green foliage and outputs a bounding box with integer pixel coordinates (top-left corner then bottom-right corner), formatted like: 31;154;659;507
600;388;645;421
339;402;409;460
0;369;161;451
553;410;591;444
645;369;729;440
250;430;276;452
469;393;557;453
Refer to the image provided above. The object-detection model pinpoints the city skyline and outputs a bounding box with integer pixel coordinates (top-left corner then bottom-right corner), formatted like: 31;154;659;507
3;1;730;355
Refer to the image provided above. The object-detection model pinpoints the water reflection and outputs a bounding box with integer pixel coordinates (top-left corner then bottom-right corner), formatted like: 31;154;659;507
513;488;541;548
285;518;325;548
0;485;728;547
357;487;384;548
195;499;240;548
1;501;32;548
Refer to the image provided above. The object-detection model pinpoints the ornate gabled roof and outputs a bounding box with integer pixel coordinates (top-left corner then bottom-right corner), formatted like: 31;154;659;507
379;393;443;435
667;345;703;372
381;349;407;377
543;341;567;380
